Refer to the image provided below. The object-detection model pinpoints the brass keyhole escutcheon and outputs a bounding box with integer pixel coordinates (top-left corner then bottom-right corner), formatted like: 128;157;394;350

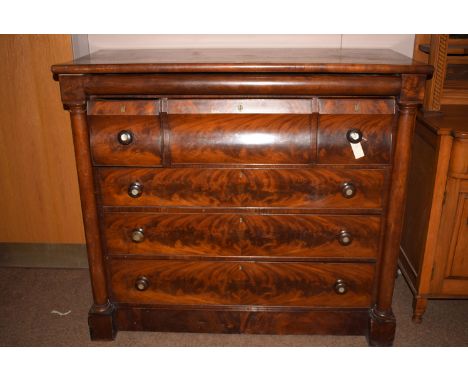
120;105;126;113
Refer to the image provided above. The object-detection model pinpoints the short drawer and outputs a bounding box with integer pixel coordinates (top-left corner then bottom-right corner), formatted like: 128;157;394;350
167;99;314;164
109;259;375;307
98;167;386;209
88;100;162;166
317;98;395;164
104;212;381;259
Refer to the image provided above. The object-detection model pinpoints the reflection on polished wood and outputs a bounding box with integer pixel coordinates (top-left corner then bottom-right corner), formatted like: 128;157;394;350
53;48;431;345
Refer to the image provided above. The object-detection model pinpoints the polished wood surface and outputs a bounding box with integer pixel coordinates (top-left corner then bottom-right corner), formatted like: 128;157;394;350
104;212;381;259
318;98;395;114
418;105;468;137
58;74;403;103
116;308;369;336
98;168;386;209
167;99;313;114
51;48;433;75
69;106;110;311
0;35;84;243
110;259;375;307
53;48;430;345
448;189;468;277
169;113;313;164
399;104;468;323
88;99;160;115
318;115;394;164
89;115;162;166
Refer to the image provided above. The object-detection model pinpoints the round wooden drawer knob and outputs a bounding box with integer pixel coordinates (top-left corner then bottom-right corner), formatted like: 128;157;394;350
338;230;353;246
334;279;348;295
117;130;133;145
346;129;363;144
131;228;145;243
135;276;150;291
341;182;356;198
128;182;143;198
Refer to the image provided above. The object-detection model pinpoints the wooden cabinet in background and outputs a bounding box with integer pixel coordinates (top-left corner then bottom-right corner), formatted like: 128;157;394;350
400;105;468;322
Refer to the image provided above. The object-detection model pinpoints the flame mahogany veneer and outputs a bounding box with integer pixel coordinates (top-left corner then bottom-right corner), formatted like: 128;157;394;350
52;48;432;345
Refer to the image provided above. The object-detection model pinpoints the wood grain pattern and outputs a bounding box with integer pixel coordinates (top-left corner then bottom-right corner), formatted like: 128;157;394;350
51;48;433;75
104;213;240;257
110;259;375;307
88;99;160;115
103;212;381;259
98;168;386;209
89;115;162;166
318;115;394;164
167;99;313;114
448;190;468;277
52;48;431;344
374;104;417;315
319;98;395;114
69;106;110;309
169;113;313;164
242;214;381;258
436;179;468;295
399;105;468;322
57;74;403;105
400;121;438;278
115;307;369;335
0;34;84;243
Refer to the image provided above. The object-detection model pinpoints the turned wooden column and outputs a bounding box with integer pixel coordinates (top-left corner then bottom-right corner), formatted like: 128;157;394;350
68;104;115;340
369;102;418;346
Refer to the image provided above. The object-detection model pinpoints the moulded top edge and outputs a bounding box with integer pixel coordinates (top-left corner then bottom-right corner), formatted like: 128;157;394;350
51;48;434;76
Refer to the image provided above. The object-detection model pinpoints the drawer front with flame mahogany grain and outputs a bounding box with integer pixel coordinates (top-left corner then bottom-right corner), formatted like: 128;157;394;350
88;100;162;166
52;48;432;344
317;98;395;165
103;212;381;259
98;167;386;209
167;99;314;165
109;259;375;307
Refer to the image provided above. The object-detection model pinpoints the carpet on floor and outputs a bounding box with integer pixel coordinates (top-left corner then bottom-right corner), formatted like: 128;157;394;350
0;267;466;346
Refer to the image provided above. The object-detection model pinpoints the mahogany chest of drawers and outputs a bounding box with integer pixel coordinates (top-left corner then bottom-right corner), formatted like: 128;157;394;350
52;48;432;346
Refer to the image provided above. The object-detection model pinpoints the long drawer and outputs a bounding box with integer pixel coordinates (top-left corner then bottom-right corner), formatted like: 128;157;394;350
109;259;375;307
104;212;381;259
98;168;386;209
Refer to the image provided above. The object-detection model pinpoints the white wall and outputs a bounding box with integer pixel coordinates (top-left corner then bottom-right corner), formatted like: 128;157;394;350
85;34;415;58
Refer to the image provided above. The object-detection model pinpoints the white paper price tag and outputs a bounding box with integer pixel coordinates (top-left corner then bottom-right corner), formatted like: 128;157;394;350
350;142;365;159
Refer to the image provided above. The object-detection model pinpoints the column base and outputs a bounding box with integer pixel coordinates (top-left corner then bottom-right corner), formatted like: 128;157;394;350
88;301;116;341
367;306;396;346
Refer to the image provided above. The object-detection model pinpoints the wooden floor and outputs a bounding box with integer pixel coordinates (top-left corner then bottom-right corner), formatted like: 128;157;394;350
0;267;466;346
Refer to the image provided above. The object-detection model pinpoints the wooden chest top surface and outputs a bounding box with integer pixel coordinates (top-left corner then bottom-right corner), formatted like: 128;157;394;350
51;48;433;75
